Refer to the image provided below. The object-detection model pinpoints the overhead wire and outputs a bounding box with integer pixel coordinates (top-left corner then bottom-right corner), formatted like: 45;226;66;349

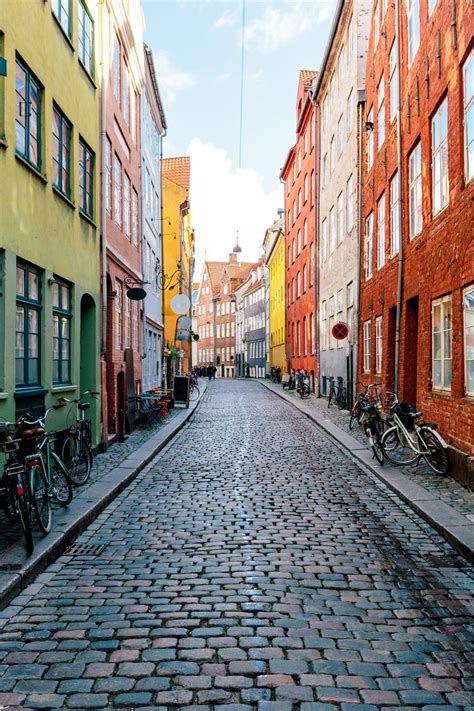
238;0;246;169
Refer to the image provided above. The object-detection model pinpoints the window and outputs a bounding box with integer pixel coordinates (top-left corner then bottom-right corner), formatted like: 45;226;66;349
292;200;296;224
375;317;383;374
389;40;399;122
330;135;335;172
292;238;296;262
407;0;420;65
303;130;307;156
297;271;301;298
322;97;328;129
321;219;327;262
409;142;422;237
78;1;93;77
377;77;385;148
390;172;400;255
337;115;344;156
52;107;71;197
464;287;474;395
298;188;302;214
310;243;314;286
322;154;327;187
365;212;373;279
363;320;371;372
303;264;307;292
298;148;302;173
367;108;374;170
338;46;345;86
464;52;474;181
303;219;308;246
303;317;308;356
348;15;354;58
113;35;120;102
52;280;71;384
321;301;327;351
16;262;41;387
374;1;380;46
124;296;131;349
311;169;315;206
79;139;94;218
329;296;335;349
330;74;335;108
52;0;70;36
432;295;452;390
347;174;355;233
336;290;343;348
346;282;354;334
329;206;335;254
337;192;344;245
114;155;122;227
432;99;449;215
105;137;112;214
292;278;295;303
347;90;354;136
297;229;302;254
377;194;385;269
122;63;130;126
124;174;131;239
15;58;42;170
304;173;308;202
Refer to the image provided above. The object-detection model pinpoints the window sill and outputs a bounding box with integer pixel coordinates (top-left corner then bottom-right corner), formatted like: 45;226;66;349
51;384;77;393
15;153;47;183
0;392;9;400
0;136;7;149
79;209;97;228
14;386;48;398
430;388;452;397
52;12;75;52
52;184;75;209
79;59;97;89
432;203;449;221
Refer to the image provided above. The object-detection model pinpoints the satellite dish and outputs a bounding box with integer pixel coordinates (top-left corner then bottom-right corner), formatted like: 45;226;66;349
176;329;189;341
171;294;191;315
178;315;192;329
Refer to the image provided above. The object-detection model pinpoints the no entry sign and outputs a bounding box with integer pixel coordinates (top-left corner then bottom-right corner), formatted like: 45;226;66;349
332;322;349;340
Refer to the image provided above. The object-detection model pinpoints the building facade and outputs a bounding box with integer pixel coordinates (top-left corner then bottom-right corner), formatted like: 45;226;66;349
101;0;145;442
359;0;474;482
0;0;101;441
315;0;371;401
281;70;318;389
240;263;267;379
141;45;166;392
264;217;286;373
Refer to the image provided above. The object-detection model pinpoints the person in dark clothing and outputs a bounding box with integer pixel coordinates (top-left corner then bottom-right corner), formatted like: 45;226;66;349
207;363;216;380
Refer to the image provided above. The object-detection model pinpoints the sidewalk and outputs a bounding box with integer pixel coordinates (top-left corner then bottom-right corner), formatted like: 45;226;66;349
0;382;207;609
260;379;474;562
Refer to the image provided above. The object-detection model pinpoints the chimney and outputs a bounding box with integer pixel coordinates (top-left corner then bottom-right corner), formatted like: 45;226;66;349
229;253;238;264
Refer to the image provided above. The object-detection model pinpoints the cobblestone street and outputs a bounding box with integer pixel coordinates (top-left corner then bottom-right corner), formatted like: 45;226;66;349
0;380;472;710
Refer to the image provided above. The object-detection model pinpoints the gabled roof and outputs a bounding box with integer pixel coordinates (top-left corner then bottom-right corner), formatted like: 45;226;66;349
162;157;190;192
144;44;167;131
223;262;255;282
300;69;318;85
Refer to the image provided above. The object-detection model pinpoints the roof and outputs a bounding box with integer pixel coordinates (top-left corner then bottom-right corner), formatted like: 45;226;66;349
311;0;345;101
144;44;167;131
162;157;190;192
300;69;318;86
243;276;263;296
205;261;227;293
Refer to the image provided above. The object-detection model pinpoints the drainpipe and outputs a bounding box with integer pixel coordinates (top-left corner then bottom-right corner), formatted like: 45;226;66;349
394;0;403;395
99;0;107;355
355;91;366;401
310;90;321;397
159;127;166;383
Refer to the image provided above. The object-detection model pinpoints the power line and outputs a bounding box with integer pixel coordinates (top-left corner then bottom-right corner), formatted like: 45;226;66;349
238;0;246;169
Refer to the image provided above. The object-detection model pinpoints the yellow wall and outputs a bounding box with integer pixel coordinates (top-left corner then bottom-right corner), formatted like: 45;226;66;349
268;231;286;371
163;176;194;371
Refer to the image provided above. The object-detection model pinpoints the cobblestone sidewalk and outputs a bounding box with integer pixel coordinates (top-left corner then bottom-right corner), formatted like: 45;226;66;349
261;380;474;520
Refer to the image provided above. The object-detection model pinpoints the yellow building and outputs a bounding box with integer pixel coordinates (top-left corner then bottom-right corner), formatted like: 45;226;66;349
162;158;194;377
264;217;286;372
0;0;101;439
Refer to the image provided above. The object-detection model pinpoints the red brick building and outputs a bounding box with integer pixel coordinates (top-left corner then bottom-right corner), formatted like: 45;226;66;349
358;0;473;481
101;3;144;442
281;70;318;389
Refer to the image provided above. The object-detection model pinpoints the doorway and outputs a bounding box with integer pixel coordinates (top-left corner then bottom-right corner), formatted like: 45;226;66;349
80;294;97;444
117;371;125;442
402;297;419;404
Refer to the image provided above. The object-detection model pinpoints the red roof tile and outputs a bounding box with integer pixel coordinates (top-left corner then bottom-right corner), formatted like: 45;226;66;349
300;69;318;85
162;157;190;192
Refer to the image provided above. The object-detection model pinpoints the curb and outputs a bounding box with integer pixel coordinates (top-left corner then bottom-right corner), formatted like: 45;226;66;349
0;383;206;610
259;380;474;563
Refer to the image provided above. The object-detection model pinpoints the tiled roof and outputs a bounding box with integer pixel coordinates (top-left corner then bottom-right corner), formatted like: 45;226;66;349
205;261;227;292
300;69;318;85
243;276;263;295
162;157;190;191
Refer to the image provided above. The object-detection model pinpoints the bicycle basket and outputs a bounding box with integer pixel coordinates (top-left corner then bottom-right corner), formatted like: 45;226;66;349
394;402;417;429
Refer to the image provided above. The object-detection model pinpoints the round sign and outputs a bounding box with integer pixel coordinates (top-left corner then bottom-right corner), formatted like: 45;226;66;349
171;294;191;315
178;315;192;329
126;287;147;301
332;322;349;340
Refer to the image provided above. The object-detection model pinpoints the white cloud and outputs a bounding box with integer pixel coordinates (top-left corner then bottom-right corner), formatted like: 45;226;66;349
248;68;263;82
187;138;282;274
214;8;239;29
154;52;194;104
244;1;331;54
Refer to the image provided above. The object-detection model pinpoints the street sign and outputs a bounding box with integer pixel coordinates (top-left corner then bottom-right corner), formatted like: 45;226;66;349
332;322;349;340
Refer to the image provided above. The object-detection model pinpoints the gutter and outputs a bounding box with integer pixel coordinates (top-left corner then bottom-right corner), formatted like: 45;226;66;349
99;0;107;356
394;0;404;394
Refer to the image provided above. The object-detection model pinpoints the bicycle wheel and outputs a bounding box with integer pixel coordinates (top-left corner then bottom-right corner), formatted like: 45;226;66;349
336;387;347;409
49;455;73;506
381;426;418;466
16;481;34;555
420;427;449;475
31;465;52;534
349;400;361;429
62;434;92;486
189;385;200;402
327;386;334;408
370;420;384;465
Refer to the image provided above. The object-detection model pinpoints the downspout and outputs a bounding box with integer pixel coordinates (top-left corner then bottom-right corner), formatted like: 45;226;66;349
311;92;322;397
99;0;107;355
159;126;166;384
279;175;290;373
394;0;403;394
356;90;365;400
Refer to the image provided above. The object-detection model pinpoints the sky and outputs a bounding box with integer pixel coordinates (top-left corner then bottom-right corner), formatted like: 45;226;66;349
142;0;334;275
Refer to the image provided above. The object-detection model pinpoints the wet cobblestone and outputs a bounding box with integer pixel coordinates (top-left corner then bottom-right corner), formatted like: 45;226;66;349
0;380;472;709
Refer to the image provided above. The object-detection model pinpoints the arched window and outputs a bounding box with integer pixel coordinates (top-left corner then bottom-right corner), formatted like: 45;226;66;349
303;264;307;292
297;321;301;356
297;271;301;298
303;218;308;246
309;313;314;354
297;230;302;254
303;317;308;356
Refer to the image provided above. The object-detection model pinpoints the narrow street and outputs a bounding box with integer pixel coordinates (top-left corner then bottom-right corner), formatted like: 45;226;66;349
0;380;472;710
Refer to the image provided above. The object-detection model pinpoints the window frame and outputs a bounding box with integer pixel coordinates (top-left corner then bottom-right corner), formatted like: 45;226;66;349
463;286;474;396
407;0;420;66
52;0;71;38
377;193;386;269
377;75;385;149
431;98;449;215
464;51;474;182
375;316;383;374
78;0;94;78
15;57;42;171
52;105;72;198
432;294;452;391
409;141;422;238
79;138;94;219
16;262;42;388
389;39;399;123
52;278;72;385
363;320;371;373
365;212;374;280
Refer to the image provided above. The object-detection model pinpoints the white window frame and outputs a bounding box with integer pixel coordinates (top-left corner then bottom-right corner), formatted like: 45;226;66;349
432;98;449;215
367;108;374;170
432;295;452;391
337;191;344;245
389;40;399;122
377;193;385;269
363;320;371;373
365;212;373;280
407;0;420;66
390;171;400;256
409;142;422;238
347;173;355;234
375;316;383;374
377;76;385;149
463;286;474;395
464;52;474;182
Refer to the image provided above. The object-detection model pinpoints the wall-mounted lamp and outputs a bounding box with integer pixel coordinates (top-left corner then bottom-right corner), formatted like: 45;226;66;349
364;121;374;132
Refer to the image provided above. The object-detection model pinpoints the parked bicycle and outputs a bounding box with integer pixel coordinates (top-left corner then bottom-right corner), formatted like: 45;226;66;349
60;389;99;486
296;370;311;399
327;376;347;409
359;400;385;464
270;367;281;384
189;374;200;402
349;382;381;429
381;397;449;474
0;426;35;554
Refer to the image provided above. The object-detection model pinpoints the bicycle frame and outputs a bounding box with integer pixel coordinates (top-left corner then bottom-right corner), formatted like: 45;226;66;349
392;413;428;457
36;434;69;484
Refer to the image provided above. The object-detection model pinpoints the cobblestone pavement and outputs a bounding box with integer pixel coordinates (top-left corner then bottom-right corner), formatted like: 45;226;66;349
263;381;474;519
0;379;473;710
0;408;180;555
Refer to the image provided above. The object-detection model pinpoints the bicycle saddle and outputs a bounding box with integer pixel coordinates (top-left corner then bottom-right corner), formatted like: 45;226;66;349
19;427;45;438
78;402;91;411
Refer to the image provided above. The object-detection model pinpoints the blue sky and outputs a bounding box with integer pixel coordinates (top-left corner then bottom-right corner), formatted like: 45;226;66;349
142;0;334;269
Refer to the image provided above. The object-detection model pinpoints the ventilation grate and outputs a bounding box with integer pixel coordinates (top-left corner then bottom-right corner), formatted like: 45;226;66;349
65;543;106;556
